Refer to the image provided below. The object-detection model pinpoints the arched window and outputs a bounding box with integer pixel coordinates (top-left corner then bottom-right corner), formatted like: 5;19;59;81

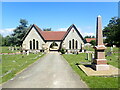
72;39;74;49
69;40;71;49
30;41;32;49
36;41;39;49
76;40;78;49
33;39;35;49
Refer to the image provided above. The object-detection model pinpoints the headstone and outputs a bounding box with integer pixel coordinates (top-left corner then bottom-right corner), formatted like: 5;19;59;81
12;47;14;51
113;45;116;47
92;15;109;71
91;53;94;60
110;47;113;52
27;51;29;55
8;47;11;50
23;50;26;55
86;53;90;60
106;52;112;56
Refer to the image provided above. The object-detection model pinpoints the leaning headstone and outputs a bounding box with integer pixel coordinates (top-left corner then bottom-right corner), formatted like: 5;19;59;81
92;15;109;71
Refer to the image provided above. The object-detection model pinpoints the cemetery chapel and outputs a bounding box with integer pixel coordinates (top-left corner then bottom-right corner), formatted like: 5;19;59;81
22;24;85;52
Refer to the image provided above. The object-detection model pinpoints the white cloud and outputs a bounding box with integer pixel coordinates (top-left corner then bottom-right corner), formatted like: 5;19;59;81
57;28;67;31
0;28;15;37
57;27;95;37
83;32;95;37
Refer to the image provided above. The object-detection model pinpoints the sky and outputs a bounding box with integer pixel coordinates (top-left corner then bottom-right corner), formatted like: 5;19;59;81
1;2;118;37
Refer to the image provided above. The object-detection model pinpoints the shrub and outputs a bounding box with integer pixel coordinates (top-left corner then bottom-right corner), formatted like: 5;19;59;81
60;48;66;54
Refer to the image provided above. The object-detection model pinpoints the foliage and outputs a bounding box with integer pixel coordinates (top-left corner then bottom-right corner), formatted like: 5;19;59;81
0;34;4;46
84;35;95;39
43;28;51;31
11;19;28;46
63;53;119;88
2;19;29;46
60;48;66;54
103;17;120;47
50;41;58;48
90;40;96;46
1;53;44;83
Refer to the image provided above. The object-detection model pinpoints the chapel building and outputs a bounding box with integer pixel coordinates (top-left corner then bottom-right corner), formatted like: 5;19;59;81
22;24;85;52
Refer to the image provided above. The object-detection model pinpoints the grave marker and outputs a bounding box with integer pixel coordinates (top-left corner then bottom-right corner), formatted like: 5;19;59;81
92;15;109;71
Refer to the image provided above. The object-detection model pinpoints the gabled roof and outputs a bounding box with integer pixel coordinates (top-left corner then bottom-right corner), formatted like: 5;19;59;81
22;24;85;42
62;24;85;42
40;31;66;40
22;24;45;41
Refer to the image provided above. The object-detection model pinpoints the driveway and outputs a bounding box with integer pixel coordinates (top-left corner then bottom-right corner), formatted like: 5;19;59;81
3;52;88;88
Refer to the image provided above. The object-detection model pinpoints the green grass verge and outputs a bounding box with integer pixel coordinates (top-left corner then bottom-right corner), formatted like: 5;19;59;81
63;53;119;88
1;53;44;84
84;46;119;52
1;47;20;53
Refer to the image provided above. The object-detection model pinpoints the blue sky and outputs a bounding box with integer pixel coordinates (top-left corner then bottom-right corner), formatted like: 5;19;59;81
1;2;118;36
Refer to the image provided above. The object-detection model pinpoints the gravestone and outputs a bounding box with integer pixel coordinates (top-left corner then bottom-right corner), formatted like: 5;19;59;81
8;47;11;50
86;53;90;60
110;47;113;53
23;50;26;55
106;52;112;56
91;53;94;60
12;47;14;51
92;15;109;71
27;51;29;55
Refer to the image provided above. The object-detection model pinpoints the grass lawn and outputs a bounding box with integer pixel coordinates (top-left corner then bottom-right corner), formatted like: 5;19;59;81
63;53;119;88
84;46;119;52
1;53;44;84
1;47;20;53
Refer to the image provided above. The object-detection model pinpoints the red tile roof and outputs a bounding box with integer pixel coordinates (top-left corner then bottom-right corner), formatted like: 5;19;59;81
22;24;84;41
40;31;66;40
86;38;96;43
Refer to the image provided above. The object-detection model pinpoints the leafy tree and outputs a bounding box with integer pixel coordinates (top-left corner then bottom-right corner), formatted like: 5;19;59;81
0;34;4;46
43;28;51;31
11;19;29;46
84;35;95;39
103;17;120;47
90;40;96;46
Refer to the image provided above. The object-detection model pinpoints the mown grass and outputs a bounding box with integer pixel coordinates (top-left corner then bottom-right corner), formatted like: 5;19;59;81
63;53;119;88
1;46;20;53
84;46;119;52
1;53;44;84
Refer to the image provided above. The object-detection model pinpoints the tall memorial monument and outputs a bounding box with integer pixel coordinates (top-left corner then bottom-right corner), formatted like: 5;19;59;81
92;15;109;71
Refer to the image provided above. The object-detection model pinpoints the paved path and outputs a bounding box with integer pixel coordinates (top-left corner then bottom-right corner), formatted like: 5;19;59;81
3;52;88;88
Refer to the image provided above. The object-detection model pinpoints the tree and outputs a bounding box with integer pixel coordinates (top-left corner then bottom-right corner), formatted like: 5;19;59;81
90;40;96;46
84;35;95;39
0;34;4;46
43;28;51;31
103;17;120;47
11;19;29;46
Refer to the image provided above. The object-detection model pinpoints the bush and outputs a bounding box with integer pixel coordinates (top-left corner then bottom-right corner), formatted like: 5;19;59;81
60;48;66;54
